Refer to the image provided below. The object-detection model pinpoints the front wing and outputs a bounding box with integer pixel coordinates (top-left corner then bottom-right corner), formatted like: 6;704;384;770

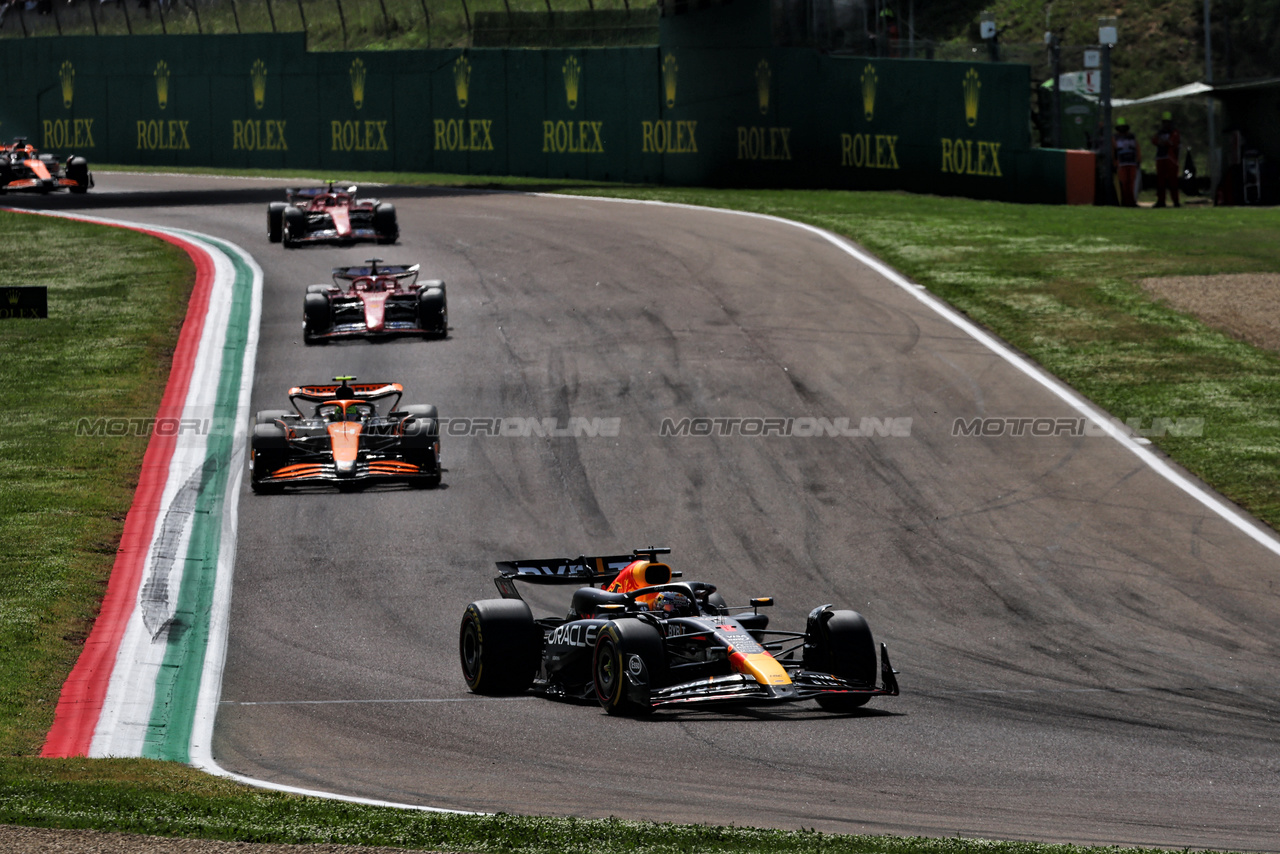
305;319;444;341
638;644;899;709
253;457;437;488
290;226;382;245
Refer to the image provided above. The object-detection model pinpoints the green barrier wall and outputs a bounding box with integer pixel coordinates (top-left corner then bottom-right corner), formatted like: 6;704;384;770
0;32;1071;203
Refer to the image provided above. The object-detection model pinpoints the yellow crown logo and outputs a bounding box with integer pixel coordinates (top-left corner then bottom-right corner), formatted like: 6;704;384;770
60;61;75;109
251;59;268;110
154;60;170;110
662;53;678;109
963;67;981;127
861;64;877;121
454;56;471;109
563;56;582;110
6;290;17;306
350;58;366;110
755;59;771;115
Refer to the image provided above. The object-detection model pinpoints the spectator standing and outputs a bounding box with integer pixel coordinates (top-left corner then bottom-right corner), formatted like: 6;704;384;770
1151;112;1182;207
1113;118;1142;207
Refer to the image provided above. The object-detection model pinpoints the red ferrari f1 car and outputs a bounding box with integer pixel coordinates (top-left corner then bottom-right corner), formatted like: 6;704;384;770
460;547;899;716
267;182;397;247
250;376;440;492
304;259;447;344
0;138;92;194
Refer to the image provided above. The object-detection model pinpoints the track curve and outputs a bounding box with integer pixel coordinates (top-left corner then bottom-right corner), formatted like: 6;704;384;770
14;175;1280;852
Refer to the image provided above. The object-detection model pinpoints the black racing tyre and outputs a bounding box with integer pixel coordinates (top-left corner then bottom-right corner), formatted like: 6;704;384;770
304;293;331;340
67;157;90;194
459;600;540;695
373;203;398;244
251;422;288;450
282;207;305;247
806;609;877;711
306;284;331;295
417;281;447;336
593;618;667;716
249;423;288;492
267;202;286;243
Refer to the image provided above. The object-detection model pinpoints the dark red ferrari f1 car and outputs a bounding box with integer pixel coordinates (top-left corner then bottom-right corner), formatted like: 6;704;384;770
267;182;397;247
304;260;447;344
460;547;899;716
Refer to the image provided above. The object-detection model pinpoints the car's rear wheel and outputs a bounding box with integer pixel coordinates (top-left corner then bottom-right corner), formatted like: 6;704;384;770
417;280;447;336
267;202;286;243
283;207;305;248
304;293;331;343
373;203;398;244
593;619;666;716
806;609;877;711
459;600;540;695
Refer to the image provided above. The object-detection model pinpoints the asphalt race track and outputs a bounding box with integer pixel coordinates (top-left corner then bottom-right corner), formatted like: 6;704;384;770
13;175;1280;852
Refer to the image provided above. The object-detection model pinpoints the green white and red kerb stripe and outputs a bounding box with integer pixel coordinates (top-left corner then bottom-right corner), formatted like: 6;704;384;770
24;212;262;762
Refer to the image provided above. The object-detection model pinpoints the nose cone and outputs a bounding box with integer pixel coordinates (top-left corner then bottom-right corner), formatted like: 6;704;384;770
335;458;357;476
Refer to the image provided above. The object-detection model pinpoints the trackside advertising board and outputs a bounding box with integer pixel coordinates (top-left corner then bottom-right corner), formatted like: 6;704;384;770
0;32;1075;203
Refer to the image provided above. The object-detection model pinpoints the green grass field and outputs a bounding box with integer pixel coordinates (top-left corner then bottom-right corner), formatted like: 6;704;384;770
3;177;1276;853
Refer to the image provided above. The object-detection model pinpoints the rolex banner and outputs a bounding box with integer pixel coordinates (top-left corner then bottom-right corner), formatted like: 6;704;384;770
0;34;1076;203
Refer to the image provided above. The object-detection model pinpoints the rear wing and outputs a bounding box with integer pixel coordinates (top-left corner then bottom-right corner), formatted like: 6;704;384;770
332;262;420;286
494;547;672;599
286;183;357;202
288;381;403;413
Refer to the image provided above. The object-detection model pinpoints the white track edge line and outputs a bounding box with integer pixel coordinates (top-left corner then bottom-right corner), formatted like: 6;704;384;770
534;192;1280;560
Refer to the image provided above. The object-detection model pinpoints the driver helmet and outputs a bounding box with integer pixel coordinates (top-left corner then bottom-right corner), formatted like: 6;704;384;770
650;591;690;616
344;404;366;422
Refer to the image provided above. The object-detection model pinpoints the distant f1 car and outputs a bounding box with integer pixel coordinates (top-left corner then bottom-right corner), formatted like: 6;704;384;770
460;547;898;715
0;138;92;194
304;259;447;344
267;182;397;247
250;376;440;492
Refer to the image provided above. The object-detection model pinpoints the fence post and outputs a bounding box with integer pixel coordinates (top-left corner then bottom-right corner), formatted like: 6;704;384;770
157;1;167;34
265;0;277;32
334;0;348;47
419;0;430;46
376;0;390;33
121;0;133;35
459;0;471;41
190;0;203;34
88;0;99;36
230;0;242;32
16;3;27;37
296;0;308;38
51;0;62;36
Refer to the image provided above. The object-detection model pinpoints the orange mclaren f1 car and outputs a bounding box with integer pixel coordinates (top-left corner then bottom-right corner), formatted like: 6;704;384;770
267;182;397;247
460;547;899;716
304;259;447;343
0;138;92;194
250;376;440;492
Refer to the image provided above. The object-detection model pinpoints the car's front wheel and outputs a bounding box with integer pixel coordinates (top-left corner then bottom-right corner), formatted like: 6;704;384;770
593;619;666;716
459;599;540;695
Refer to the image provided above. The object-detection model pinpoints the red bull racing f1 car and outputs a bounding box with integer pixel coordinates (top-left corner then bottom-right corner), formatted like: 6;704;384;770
304;259;447;344
267;182;397;247
250;377;440;492
0;138;92;194
460;548;898;715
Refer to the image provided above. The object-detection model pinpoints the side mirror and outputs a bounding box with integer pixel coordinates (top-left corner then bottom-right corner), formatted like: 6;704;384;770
750;597;774;614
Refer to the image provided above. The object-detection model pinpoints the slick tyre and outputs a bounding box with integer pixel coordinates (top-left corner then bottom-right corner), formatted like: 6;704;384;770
250;423;287;493
282;207;305;247
373;203;398;244
459;600;540;695
593;619;666;716
417;280;447;336
304;293;331;343
267;202;286;243
807;609;877;711
67;157;90;194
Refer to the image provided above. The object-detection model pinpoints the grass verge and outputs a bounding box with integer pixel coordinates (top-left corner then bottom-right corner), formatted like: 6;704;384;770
2;183;1275;853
